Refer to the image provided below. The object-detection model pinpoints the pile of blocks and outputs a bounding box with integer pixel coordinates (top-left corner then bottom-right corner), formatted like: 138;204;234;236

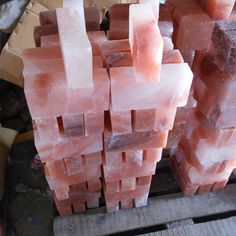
23;0;193;215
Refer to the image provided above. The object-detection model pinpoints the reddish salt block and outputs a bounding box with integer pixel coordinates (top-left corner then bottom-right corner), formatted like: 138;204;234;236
139;0;160;20
104;130;169;152
62;114;85;137
46;159;66;178
121;177;136;191
84;112;104;135
56;7;93;89
34;25;58;47
200;0;235;20
176;14;214;52
129;4;163;82
85;7;100;31
104;180;120;192
110;110;132;135
39;10;57;26
84;152;102;166
125;151;143;166
159;4;174;38
110;4;130;20
57;205;72;216
134;193;149;208
137;175;152;185
104;52;133;69
133;109;155;132
64;156;83;175
143;149;163;163
108;20;129;40
40;35;60;48
87;179;102;192
104;152;123;170
110;65;193;112
121;199;133;209
196;183;213;195
212;179;228;191
162;49;184;64
54;186;70;200
162;37;174;51
211;21;236;75
87;31;107;56
74;203;86;212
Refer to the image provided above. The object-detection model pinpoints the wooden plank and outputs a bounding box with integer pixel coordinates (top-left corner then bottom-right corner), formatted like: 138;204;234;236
14;130;34;144
53;184;236;236
142;216;236;236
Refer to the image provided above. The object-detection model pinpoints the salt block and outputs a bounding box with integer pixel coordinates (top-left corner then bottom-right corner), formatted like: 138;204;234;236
211;21;236;75
34;117;60;143
87;31;107;56
84;7;100;31
108;20;129;40
143;149;163;163
56;8;93;88
84;152;103;166
84;112;104;136
162;49;184;64
62;114;85;136
121;199;134;209
137;175;152;185
163;37;174;51
159;4;174;38
56;205;72;216
104;152;123;170
104;130;168;152
41;35;60;48
46;160;67;178
176;13;215;52
64;156;83;175
104;180;120;192
104;52;133;69
212;179;228;191
87;178;102;192
110;110;132;135
35;132;103;162
54;187;70;201
196;184;213;195
129;3;163;82
34;25;58;47
121;177;136;191
139;0;160;20
200;0;235;20
125;150;143;166
40;10;57;26
110;64;193;111
110;4;130;20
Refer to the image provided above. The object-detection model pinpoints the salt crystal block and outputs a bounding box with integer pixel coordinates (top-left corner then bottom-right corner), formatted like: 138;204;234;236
64;156;83;175
87;179;102;192
56;205;72;216
137;175;152;185
41;35;60;48
125;150;143;166
40;10;57;25
56;8;92;88
121;199;134;209
133;109;155;132
108;20;129;40
84;112;104;136
104;152;123;170
104;130;168;152
129;3;163;82
196;184;213;195
162;49;184;64
212;179;228;191
110;4;130;20
110;64;193;111
162;37;174;51
46;160;67;178
45;164;101;190
121;177;136;191
84;7;100;31
176;14;214;52
87;31;107;56
110;110;132;135
34;117;60;143
104;180;120;192
139;0;160;20
35;131;103;162
104;52;133;69
134;193;149;208
159;4;174;38
84;152;102;166
200;0;235;20
54;187;70;201
143;149;163;162
62;114;85;136
34;25;58;47
211;21;236;75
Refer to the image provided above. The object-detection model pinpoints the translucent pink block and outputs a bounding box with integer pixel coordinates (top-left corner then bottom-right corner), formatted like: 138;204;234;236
54;186;70;201
176;14;215;52
143;149;163;163
159;4;174;38
125;150;143;166
46;160;67;178
35;131;103;162
139;0;160;20
84;7;100;31
40;10;57;25
162;49;184;64
200;0;235;20
84;152;102;166
129;4;163;82
64;156;83;176
104;180;120;193
110;110;132;135
62;114;85;136
56;205;72;216
87;178;102;192
104;152;123;170
84;112;104;136
137;175;152;185
56;8;93;88
34;117;60;143
104;52;133;69
41;35;60;48
163;37;174;51
110;64;193;111
108;20;129;40
104;130;169;152
121;177;136;191
87;31;107;56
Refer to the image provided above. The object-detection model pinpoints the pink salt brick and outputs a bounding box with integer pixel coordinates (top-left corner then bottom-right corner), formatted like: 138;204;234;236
87;179;102;192
121;177;136;191
104;152;123;170
125;151;143;166
212;179;228;191
137;175;152;185
139;0;160;20
64;156;83;176
39;10;57;25
134;193;149;208
104;52;133;69
54;186;70;201
84;7;100;31
143;149;163;163
84;112;104;135
108;20;129;40
87;31;107;56
34;117;60;143
121;199;133;209
73;203;86;212
62;114;85;137
87;196;100;209
110;110;132;135
46;160;66;178
129;4;163;82
40;35;60;48
162;37;174;51
159;4;174;38
104;180;120;193
56;7;93;88
110;65;193;112
200;0;235;20
84;152;102;166
162;49;184;64
56;205;72;216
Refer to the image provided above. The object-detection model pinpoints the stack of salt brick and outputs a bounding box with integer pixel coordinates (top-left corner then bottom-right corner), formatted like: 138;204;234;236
22;3;110;215
103;2;193;212
171;2;236;195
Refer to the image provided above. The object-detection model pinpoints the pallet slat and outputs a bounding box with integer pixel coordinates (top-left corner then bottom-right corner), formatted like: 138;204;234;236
53;184;236;236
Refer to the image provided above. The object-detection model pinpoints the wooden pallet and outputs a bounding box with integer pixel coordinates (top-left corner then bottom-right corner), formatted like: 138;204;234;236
54;158;236;236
